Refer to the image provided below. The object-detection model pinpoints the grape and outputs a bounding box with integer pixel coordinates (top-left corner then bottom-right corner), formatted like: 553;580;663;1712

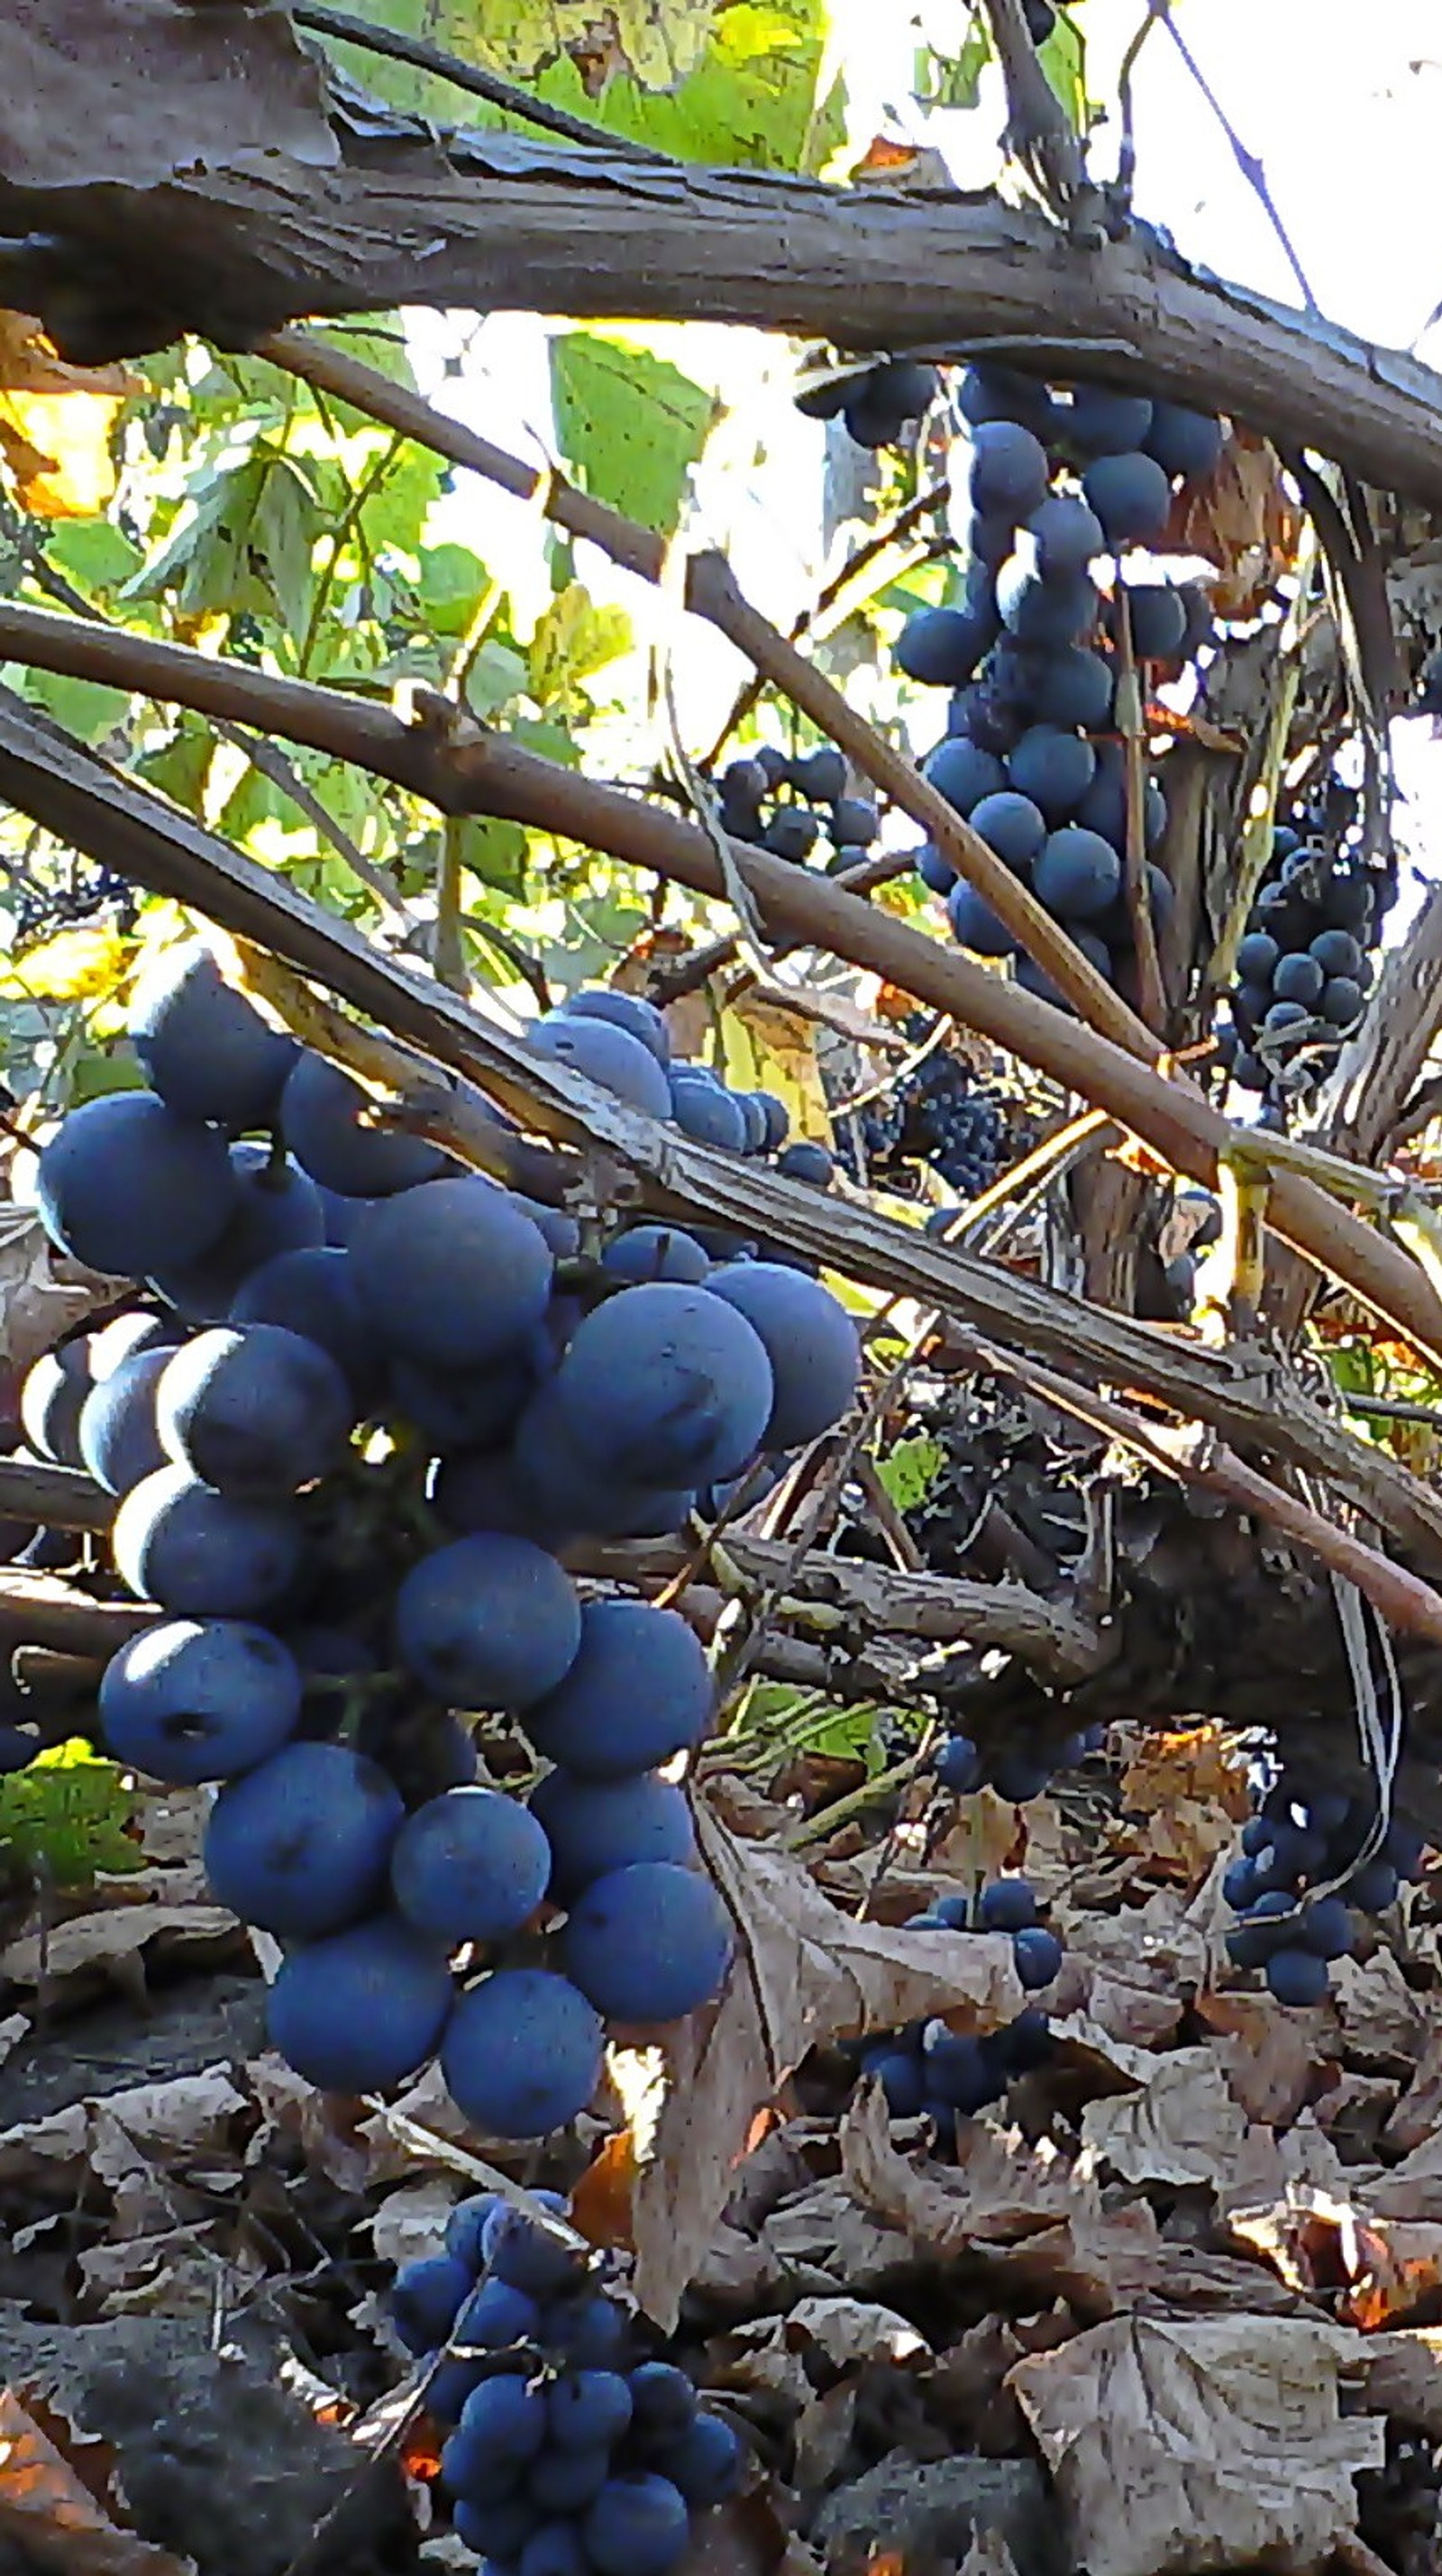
1309;929;1362;978
977;1878;1039;1932
1299;1896;1354;1961
969;419;1049;516
1006;726;1098;822
547;2370;633;2451
281;1051;447;1198
531;1012;678;1120
562;989;671;1065
1263;1000;1309;1036
21;1339;92;1466
1235;932;1280;984
1346;1859;1399;1914
481;2194;577;2296
388;1353;533;1454
266;1915;453;2091
733;1092;770;1154
113;1465;303;1616
1027;494;1103;580
395;1533;582;1710
1032;827;1122;920
549;1283;771;1490
1264;1946;1330;2006
1224;1889;1296;1969
668;1075;748;1153
520;2526;589;2576
750;1091;789;1152
705;1262;859;1449
947;882;1018;956
539;2290;627;2370
999;2007;1053;2072
391;2252;474;2354
1223;1856;1257;1911
1028;644;1113;730
1118;582;1188;662
1144;402;1224;480
948;680;1022;754
529;1769;696;1901
1270;953;1324;1008
776;1139;833;1186
563;1861;733;2022
586;2473;690;2576
895;606;992;689
761;808;817;864
387;1784;550;1944
1231;1049;1267;1093
1065;387;1154;457
157;1324;352;1499
443;2191;500;2272
1081;451;1173;544
529;2449;611;2515
917;844;956;896
600;1225;709;1288
454;2277;543;2351
228;1250;379;1412
88;1311;177;1376
37;1092;239;1278
1012;1925;1063;1989
969;790;1047;871
646;2414;744;2508
995;561;1097;649
1322;873;1373;930
349;1177;552;1375
512;1389;695;1547
452;2494;538;2559
933;1734;981;1793
844;359;935;446
1321;977;1364;1027
98;1614;300;1786
989;1749;1054;1801
791;745;846;804
442;1968;605;2136
959;364;1055;439
865;2047;926;2115
923;738;1008;817
628;2363;697;2443
459;2373;551;2469
922;2030;1004;2114
128;941;299;1128
525;1600;714;1781
148;1143;324;1321
205;1740;403;1932
1076;746;1165;853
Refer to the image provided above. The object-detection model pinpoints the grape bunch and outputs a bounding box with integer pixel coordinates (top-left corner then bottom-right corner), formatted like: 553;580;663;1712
18;941;864;2133
716;741;880;872
390;2192;743;2574
1222;796;1387;1120
1223;1772;1425;2005
859;1881;1061;2133
899;365;1224;1007
794;357;939;451
932;1722;1104;1808
844;1015;1008;1198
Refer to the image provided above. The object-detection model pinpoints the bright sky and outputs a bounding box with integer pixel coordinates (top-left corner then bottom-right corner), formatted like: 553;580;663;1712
409;0;1442;873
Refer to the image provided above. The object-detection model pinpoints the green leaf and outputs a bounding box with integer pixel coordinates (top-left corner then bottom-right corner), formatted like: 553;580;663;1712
417;541;492;637
551;332;712;537
529;580;633;712
0;1741;141;1888
874;1433;946;1513
128;449;324;643
46;516;145;596
15;668;130;742
917;16;990;109
136;720;216;817
533;0;842;171
460;815;529;898
1039;8;1087;134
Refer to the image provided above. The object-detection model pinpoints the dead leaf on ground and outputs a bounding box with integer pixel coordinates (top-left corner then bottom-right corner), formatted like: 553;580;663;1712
1331;1949;1434;2060
1081;2048;1251;2189
1010;2312;1380;2576
1196;1987;1335;2124
785;2295;929;2370
1362;2325;1442;2437
369;2179;460;2271
1384;2023;1442;2150
630;1803;1022;2327
0;2386;196;2576
0;1903;238;1995
0;2066;245;2189
1223;2187;1442;2325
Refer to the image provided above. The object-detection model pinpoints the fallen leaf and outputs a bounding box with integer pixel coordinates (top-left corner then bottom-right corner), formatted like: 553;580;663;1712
1331;1949;1432;2060
1384;2023;1442;2150
0;1903;237;1993
1361;2325;1442;2436
1008;2313;1382;2576
1080;2048;1251;2189
0;2386;196;2576
0;2066;244;2189
630;1802;1022;2326
1196;1987;1333;2124
369;2179;460;2271
785;2296;929;2370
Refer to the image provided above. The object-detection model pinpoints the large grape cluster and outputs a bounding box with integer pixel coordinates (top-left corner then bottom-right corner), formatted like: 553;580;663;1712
390;2193;743;2574
899;365;1223;1005
1223;1770;1424;2005
17;943;863;2133
794;358;940;451
1222;786;1387;1121
716;740;880;872
859;1881;1062;2136
844;1014;1008;1199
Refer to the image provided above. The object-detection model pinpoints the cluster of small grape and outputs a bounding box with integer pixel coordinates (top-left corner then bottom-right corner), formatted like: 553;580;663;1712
852;1017;1008;1199
931;1722;1103;1809
898;365;1223;1007
715;741;880;872
859;1880;1061;2133
794;358;940;452
390;2193;742;2576
8;859;136;944
1223;1776;1425;2005
1221;804;1386;1121
18;945;863;2134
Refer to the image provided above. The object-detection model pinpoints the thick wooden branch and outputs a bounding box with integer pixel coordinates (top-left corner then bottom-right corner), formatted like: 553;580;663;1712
7;145;1442;504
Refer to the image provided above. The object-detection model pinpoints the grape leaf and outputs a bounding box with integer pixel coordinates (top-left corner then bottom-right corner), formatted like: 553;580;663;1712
534;0;844;172
0;1742;141;1889
551;333;713;537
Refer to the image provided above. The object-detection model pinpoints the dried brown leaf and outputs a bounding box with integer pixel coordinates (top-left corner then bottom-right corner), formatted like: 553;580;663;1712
0;1904;237;1993
785;2295;929;2370
1331;1949;1433;2060
0;2388;196;2576
1384;2023;1442;2151
0;2066;244;2189
1080;2048;1250;2189
1008;2313;1381;2576
630;1803;1022;2326
1361;2325;1442;2436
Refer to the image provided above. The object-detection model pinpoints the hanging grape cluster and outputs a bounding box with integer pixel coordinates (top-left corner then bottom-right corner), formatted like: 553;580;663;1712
15;943;864;2135
716;739;880;872
839;1012;1010;1200
858;1880;1063;2137
1221;774;1392;1124
1222;1765;1424;2004
389;2191;743;2575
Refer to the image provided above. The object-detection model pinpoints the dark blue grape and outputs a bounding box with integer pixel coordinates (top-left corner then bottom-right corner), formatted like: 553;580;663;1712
128;941;297;1128
896;606;993;689
947;882;1018;956
205;1739;402;1934
970;420;1049;516
1007;726;1098;822
38;1092;239;1278
1027;494;1103;579
563;989;671;1065
924;737;1007;816
530;1014;674;1120
266;1916;452;2091
442;1969;605;2137
1032;827;1122;920
1082;451;1172;544
524;1600;713;1781
564;1862;733;2023
394;1533;581;1711
977;1878;1039;1932
281;1052;447;1199
100;1617;300;1786
1066;387;1154;457
157;1323;352;1500
1265;1946;1330;2005
1144;403;1224;480
113;1466;304;1618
